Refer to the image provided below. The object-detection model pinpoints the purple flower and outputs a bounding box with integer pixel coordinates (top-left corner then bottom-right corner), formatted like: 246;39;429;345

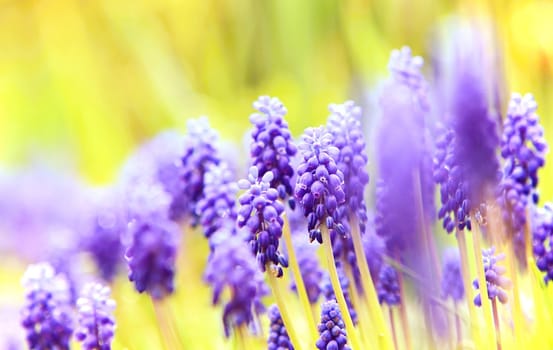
440;248;464;301
196;162;238;241
316;300;351;350
237;166;287;275
473;247;511;306
377;265;401;306
532;203;553;283
181;117;222;221
267;304;294;350
75;283;116;350
322;265;357;325
204;237;267;337
249;96;297;204
290;238;324;304
294;127;346;244
499;93;548;265
20;263;73;350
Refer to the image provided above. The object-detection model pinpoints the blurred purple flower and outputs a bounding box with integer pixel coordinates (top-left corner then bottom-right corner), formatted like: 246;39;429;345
20;263;73;350
316;300;351;350
267;304;294;350
440;248;464;301
75;283;116;350
204;237;267;337
322;265;357;325
290;237;324;304
532;203;553;284
377;265;401;306
473;247;511;307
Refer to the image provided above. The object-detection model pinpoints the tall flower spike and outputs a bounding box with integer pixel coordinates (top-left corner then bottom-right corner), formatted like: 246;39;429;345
499;93;548;264
290;237;324;304
316;300;351;350
441;248;465;301
21;263;73;350
473;247;511;306
196;162;238;242
204;237;267;337
322;267;357;325
181;117;222;222
250;96;297;205
75;283;116;350
295;126;346;244
532;203;553;283
267;304;294;350
238;166;287;275
377;265;401;306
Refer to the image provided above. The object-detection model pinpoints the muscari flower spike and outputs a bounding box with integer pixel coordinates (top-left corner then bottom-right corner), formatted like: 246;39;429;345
75;283;116;350
290;237;324;304
267;304;294;350
295;127;346;244
322;266;357;325
21;263;73;350
181;117;222;222
196;162;238;241
316;300;351;350
204;237;267;337
124;183;179;299
250;96;297;205
499;93;548;264
441;248;465;302
532;203;553;284
377;265;401;306
473;247;511;307
238;166;288;275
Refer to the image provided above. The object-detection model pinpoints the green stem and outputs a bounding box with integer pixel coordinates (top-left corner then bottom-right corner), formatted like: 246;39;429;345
321;224;363;350
350;215;394;350
282;213;317;345
455;228;478;344
491;299;502;350
266;269;304;350
344;261;375;349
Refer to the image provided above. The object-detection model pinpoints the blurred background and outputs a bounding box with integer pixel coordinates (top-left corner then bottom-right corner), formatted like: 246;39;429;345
1;0;553;348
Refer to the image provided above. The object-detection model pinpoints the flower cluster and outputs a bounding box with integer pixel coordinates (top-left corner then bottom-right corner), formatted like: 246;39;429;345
295;127;346;243
267;305;294;350
20;263;73;350
377;265;401;306
532;203;553;283
238;166;287;275
473;247;511;306
440;248;465;301
499;93;548;264
75;283;116;350
249;96;297;204
196;162;238;241
204;237;267;337
316;300;351;350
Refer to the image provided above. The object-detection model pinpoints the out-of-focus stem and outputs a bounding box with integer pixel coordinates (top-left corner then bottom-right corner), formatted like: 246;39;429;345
266;269;304;350
350;215;393;350
472;224;495;349
321;223;363;350
395;251;413;350
235;324;250;350
454;302;462;346
344;262;375;349
152;298;182;350
389;307;399;350
455;228;478;343
282;213;317;345
491;299;502;350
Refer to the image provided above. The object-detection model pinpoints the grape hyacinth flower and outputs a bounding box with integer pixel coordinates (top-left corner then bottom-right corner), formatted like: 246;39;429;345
20;263;73;350
181;117;222;222
124;183;179;299
290;238;324;304
294;127;346;243
499;93;548;264
75;283;116;350
441;249;465;301
316;300;351;350
377;265;401;306
249;96;297;204
204;237;267;337
473;247;511;307
532;203;553;283
196;162;238;241
322;267;357;325
237;166;287;275
267;305;294;350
